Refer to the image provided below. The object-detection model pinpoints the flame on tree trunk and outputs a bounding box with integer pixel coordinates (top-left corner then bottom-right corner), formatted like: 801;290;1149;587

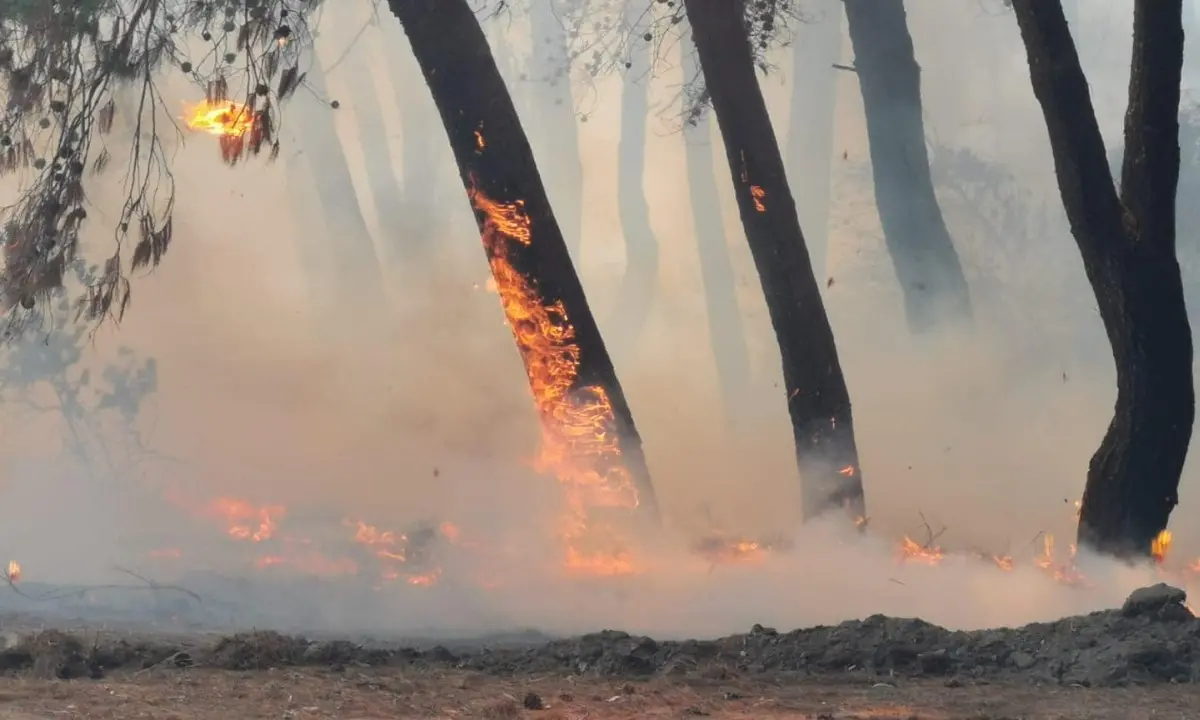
681;50;752;427
1011;0;1194;557
610;7;660;361
683;0;865;521
843;0;972;333
785;0;842;284
387;0;660;569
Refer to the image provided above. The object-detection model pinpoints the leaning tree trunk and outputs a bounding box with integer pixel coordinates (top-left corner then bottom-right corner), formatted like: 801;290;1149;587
387;0;660;525
528;0;585;259
1012;0;1193;557
843;0;972;333
609;9;660;361
683;0;865;521
786;0;842;284
682;50;752;427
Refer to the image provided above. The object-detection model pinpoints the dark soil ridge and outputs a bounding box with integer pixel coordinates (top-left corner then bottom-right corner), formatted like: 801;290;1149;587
0;583;1193;688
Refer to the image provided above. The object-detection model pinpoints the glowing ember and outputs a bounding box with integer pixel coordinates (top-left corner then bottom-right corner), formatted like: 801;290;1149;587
184;99;255;138
468;176;639;576
6;560;20;583
750;184;766;212
1152;529;1173;565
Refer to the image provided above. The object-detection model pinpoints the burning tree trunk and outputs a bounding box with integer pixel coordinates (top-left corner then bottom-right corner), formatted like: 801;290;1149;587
387;0;660;541
610;16;660;361
1011;0;1194;556
843;0;972;333
786;0;842;283
683;0;865;520
682;50;752;426
528;0;585;259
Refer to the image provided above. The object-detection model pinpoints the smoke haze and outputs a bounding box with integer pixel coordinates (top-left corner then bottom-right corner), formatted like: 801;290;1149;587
0;0;1195;639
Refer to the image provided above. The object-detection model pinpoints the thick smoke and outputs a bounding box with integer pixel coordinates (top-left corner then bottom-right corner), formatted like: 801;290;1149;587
0;0;1195;638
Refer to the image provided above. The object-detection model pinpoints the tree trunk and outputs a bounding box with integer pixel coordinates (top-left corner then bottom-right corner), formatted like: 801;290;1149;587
683;0;865;521
340;45;407;270
786;0;842;285
843;0;972;333
528;0;585;259
1011;0;1193;556
610;11;660;361
681;50;752;427
291;53;387;311
387;0;659;526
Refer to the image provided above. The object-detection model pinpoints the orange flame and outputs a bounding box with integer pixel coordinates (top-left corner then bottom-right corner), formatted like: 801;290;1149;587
898;536;944;566
468;176;639;576
1152;529;1173;565
206;497;283;542
184;99;255;138
750;184;766;212
6;560;20;583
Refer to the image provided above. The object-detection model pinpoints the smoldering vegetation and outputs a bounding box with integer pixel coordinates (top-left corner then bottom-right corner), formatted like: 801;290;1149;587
0;0;1198;640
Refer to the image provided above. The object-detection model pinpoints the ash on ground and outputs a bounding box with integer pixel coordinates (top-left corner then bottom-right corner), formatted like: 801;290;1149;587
0;583;1196;688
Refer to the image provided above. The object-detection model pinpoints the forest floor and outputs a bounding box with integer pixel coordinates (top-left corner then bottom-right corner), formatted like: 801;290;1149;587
0;583;1197;719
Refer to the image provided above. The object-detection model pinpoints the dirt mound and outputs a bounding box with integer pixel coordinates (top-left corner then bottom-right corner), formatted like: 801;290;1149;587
0;584;1194;687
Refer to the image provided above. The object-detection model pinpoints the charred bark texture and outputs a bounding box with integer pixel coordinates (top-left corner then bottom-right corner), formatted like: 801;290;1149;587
528;0;585;259
388;0;658;521
682;50;752;427
843;0;972;333
610;15;660;361
786;0;842;283
684;0;865;521
1012;0;1193;556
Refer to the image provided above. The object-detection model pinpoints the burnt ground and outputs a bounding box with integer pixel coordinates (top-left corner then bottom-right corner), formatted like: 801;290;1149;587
0;583;1197;718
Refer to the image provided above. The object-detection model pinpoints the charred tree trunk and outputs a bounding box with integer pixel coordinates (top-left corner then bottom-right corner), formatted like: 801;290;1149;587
843;0;972;333
786;0;842;284
684;0;865;521
528;0;585;259
682;50;752;427
291;52;387;313
387;0;659;522
610;13;660;361
1012;0;1193;556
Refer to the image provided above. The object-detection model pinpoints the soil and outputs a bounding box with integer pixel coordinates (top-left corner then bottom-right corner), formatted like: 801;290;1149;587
0;583;1197;718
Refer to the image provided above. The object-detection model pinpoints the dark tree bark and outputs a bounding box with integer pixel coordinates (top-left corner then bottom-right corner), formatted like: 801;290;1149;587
290;52;387;313
1012;0;1193;556
609;11;660;361
527;0;585;259
843;0;972;333
786;0;842;284
682;50;752;427
387;0;659;522
683;0;865;521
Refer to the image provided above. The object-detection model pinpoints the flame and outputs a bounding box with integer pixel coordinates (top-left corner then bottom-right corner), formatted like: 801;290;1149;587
898;536;944;566
992;554;1015;571
1152;529;1173;565
468;176;639;575
149;547;182;560
1034;534;1087;586
750;184;766;212
474;130;486;150
206;497;283;542
184;99;254;138
6;560;20;583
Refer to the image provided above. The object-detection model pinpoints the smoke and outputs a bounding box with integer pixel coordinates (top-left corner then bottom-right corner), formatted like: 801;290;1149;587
0;0;1196;639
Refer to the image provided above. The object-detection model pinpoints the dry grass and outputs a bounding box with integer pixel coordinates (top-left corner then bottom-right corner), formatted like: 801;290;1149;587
0;667;1196;719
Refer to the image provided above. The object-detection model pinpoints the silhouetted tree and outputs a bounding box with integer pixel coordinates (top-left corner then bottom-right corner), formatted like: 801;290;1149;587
843;0;972;332
683;0;865;521
609;7;660;360
785;0;842;283
681;50;752;426
1011;0;1193;556
387;0;659;522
